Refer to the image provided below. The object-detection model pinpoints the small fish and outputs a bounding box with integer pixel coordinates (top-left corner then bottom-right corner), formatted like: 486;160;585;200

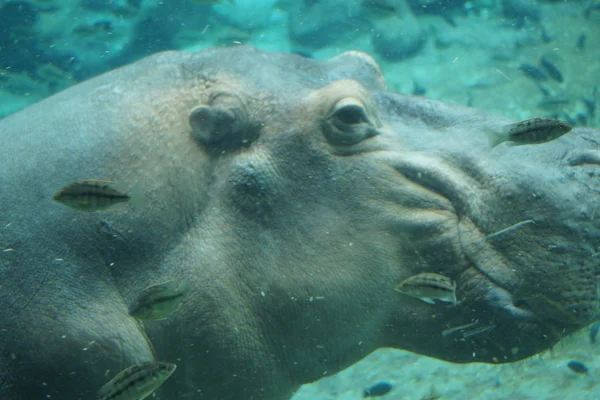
584;4;600;19
395;273;457;305
291;49;314;59
539;56;563;83
413;81;427;96
582;87;597;118
540;25;552;43
519;63;547;82
129;279;190;320
537;98;569;110
362;0;397;13
53;179;142;212
576;113;588;126
189;0;233;5
535;83;551;97
36;64;72;83
72;21;113;37
590;321;600;344
441;13;456;28
363;381;393;397
97;361;176;400
576;33;587;51
486;117;572;148
567;360;588;375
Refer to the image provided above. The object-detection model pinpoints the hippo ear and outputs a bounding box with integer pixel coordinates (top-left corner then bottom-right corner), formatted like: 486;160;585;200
189;105;237;145
323;97;379;146
326;51;386;91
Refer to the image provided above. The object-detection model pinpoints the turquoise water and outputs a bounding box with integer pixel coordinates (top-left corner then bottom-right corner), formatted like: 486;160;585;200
1;0;598;127
1;1;599;399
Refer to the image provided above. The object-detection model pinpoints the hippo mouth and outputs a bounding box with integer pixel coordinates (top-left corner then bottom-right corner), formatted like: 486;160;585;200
377;150;539;323
386;149;600;334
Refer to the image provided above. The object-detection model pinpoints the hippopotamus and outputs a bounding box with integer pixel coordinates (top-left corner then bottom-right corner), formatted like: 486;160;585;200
0;46;599;400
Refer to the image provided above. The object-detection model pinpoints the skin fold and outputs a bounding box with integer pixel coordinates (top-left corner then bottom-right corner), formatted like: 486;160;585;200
0;46;599;400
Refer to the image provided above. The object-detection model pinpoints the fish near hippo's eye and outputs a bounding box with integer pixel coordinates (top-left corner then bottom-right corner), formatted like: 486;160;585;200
324;97;378;146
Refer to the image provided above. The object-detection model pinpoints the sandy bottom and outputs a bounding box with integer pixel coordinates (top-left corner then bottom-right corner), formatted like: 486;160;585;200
292;325;600;400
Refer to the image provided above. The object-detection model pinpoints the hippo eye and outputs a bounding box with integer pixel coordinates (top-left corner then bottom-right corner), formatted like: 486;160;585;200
334;104;368;125
324;98;378;146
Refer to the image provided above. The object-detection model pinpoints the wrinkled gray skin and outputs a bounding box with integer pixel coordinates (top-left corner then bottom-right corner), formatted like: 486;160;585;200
1;47;600;400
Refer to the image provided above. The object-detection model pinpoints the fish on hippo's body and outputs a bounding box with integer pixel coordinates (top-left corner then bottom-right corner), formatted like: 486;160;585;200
53;179;143;212
128;279;190;321
486;117;572;148
97;361;176;400
395;273;457;305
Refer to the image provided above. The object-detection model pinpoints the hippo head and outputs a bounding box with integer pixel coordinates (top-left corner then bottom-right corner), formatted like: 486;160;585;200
1;46;599;400
178;46;600;363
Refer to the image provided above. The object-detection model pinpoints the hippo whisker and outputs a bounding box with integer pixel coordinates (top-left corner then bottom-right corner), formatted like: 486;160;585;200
462;324;497;339
485;219;535;240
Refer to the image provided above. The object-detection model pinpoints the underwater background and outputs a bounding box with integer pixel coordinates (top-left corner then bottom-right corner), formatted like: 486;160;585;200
0;0;599;399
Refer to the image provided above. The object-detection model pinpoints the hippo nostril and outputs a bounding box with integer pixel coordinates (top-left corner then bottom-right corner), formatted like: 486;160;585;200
513;298;532;309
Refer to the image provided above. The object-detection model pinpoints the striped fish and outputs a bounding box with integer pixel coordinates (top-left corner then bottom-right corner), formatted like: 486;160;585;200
97;361;176;400
53;179;142;212
487;117;572;148
128;279;190;321
394;273;457;305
